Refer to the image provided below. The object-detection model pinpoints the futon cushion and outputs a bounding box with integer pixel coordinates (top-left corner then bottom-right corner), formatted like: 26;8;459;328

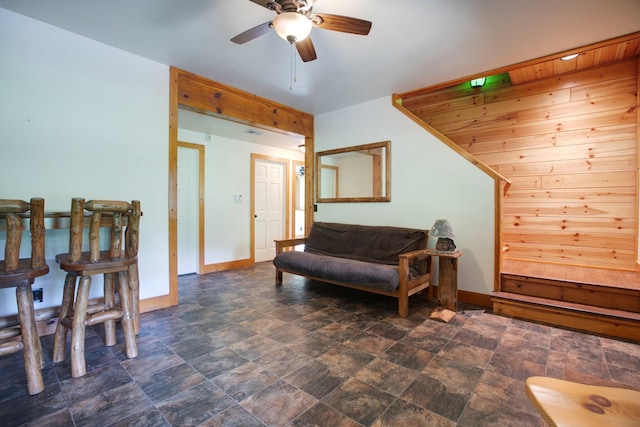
273;251;400;293
304;222;427;265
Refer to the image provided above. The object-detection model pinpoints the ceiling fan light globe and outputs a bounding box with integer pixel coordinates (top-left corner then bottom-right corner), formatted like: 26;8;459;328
272;12;312;43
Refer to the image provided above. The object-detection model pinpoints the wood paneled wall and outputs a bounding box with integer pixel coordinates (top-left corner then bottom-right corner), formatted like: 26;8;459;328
402;58;639;270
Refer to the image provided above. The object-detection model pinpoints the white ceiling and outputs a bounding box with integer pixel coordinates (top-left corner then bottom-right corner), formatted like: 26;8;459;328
2;0;640;118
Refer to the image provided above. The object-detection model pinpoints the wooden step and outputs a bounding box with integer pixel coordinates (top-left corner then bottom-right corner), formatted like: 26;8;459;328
492;292;640;343
501;273;640;313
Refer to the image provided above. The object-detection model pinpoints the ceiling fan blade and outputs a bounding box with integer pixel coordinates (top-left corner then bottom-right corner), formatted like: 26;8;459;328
313;13;372;35
248;0;279;11
231;21;272;44
296;37;317;62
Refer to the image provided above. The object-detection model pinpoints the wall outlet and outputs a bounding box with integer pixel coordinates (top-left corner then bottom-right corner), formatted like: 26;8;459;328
33;288;43;303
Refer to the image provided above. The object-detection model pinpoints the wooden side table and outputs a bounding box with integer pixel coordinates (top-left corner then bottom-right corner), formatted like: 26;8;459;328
427;250;463;322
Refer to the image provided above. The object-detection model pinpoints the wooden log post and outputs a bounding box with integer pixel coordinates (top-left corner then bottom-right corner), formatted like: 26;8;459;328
4;213;22;271
111;212;122;258
16;283;44;395
128;263;140;334
29;198;45;269
127;200;141;334
70;275;91;378
117;269;138;359
52;273;77;363
69;198;84;262
89;212;101;263
103;273;117;346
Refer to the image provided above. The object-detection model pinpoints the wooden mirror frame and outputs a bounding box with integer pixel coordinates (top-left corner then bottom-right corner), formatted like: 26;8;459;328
316;140;391;203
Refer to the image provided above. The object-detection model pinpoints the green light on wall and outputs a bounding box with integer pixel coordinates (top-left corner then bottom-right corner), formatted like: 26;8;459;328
470;77;486;88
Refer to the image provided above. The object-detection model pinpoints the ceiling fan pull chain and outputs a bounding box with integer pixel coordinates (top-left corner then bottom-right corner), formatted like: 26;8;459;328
290;43;297;91
294;45;298;83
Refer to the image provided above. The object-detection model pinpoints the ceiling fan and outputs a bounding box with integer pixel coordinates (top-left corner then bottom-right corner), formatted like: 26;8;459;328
231;0;372;62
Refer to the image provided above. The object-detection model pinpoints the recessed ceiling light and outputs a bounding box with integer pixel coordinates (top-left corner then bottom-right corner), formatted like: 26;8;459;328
470;77;486;88
246;129;263;135
560;53;579;61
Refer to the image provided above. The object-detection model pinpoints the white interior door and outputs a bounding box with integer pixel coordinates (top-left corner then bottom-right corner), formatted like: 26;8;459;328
177;146;199;275
254;158;285;262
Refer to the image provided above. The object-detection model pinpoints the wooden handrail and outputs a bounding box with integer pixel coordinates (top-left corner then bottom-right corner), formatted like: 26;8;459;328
391;96;508;293
391;94;512;195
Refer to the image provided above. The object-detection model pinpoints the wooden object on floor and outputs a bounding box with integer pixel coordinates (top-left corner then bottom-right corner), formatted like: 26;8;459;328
525;376;640;427
427;250;463;322
0;198;49;395
52;198;140;378
429;307;456;322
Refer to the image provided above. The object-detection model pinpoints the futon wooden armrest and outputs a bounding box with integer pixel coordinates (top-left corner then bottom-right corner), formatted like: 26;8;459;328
399;248;432;263
275;237;308;254
398;249;433;317
274;237;307;285
399;249;433;277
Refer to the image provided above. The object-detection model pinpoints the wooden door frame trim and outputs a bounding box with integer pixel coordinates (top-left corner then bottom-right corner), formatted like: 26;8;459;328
169;67;314;306
292;159;305;237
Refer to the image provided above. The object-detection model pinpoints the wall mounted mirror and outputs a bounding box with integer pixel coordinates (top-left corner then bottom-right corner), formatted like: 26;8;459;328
316;140;391;202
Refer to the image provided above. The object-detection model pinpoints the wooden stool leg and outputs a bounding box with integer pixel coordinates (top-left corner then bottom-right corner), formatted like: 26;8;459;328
70;275;91;378
27;288;44;370
103;273;116;346
16;285;44;395
116;270;137;359
128;263;140;335
53;273;77;363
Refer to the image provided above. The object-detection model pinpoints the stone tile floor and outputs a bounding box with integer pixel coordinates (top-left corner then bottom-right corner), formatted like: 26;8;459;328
1;262;639;426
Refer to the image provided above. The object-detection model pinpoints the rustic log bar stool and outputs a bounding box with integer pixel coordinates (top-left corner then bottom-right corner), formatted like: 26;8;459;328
0;198;49;395
52;198;140;378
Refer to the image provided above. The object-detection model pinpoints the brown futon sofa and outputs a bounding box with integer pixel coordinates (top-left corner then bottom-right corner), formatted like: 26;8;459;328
272;222;432;317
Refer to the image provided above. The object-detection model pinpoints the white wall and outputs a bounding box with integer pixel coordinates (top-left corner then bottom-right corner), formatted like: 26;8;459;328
0;9;169;315
315;97;496;295
177;129;303;265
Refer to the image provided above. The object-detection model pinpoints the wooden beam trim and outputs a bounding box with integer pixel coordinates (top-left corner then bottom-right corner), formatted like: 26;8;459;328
169;67;179;306
175;68;314;137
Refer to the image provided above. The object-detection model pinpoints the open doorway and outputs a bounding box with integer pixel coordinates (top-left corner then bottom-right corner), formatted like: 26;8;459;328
169;68;315;307
177;142;204;275
176;107;303;275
